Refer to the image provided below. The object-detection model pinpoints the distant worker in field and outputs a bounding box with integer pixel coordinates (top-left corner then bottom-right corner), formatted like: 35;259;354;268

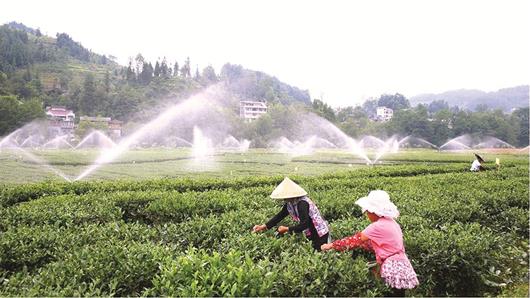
321;190;419;296
470;153;485;172
252;177;330;251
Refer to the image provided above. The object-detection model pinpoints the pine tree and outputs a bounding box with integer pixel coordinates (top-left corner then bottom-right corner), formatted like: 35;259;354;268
181;57;191;78
22;66;32;82
139;62;153;85
160;58;169;78
104;71;110;92
186;57;191;77
126;60;135;83
81;74;97;115
134;54;144;75
194;65;200;80
173;62;179;77
154;61;160;77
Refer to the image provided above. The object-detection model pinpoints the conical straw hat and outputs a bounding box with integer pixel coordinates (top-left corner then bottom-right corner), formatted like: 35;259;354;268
270;177;308;199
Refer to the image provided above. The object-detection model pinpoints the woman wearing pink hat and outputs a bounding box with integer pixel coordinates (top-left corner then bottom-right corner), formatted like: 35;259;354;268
321;190;419;296
253;177;330;251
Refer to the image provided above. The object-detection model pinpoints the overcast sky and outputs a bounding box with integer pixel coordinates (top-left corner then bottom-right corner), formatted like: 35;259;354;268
1;0;529;107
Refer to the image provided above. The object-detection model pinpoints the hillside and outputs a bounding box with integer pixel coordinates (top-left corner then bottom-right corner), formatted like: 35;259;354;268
0;22;311;135
410;85;529;112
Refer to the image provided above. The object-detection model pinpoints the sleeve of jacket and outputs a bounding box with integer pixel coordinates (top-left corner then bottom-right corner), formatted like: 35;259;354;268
265;204;289;229
331;232;373;251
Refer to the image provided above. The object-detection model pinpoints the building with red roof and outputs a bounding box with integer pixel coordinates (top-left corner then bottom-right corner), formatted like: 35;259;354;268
46;106;75;135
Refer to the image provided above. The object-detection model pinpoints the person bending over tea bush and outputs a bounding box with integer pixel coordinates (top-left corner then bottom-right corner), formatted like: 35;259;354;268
470;153;486;172
252;177;330;251
321;190;419;296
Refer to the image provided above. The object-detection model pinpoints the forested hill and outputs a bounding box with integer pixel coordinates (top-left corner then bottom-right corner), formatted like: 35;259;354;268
410;85;529;112
0;22;310;133
220;63;310;105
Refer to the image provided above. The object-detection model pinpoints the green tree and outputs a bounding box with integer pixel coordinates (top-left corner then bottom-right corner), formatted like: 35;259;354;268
160;58;169;78
361;99;378;118
173;62;179;77
337;106;370;138
194;65;200;81
108;85;140;120
81;74;97;115
154;61;161;77
377;93;410;111
312;99;336;122
475;104;489;112
428;100;450;114
0;95;44;135
511;107;529;147
0;25;32;73
134;54;144;75
0;72;8;95
104;71;110;93
201;65;218;84
430;109;453;145
126;61;135;83
241;114;273;147
56;32;90;61
181;57;191;78
75;118;109;138
139;62;153;85
12;75;38;99
389;105;432;139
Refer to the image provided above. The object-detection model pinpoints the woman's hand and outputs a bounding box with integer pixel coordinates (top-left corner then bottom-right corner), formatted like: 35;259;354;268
321;243;333;251
277;225;289;234
252;224;267;233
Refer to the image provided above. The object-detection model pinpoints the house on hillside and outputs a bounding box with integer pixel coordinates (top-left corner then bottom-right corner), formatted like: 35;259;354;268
240;101;267;122
46;106;75;135
376;106;393;122
108;120;123;138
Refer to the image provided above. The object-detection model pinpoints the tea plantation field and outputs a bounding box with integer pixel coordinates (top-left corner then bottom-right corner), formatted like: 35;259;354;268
0;148;527;183
0;152;528;296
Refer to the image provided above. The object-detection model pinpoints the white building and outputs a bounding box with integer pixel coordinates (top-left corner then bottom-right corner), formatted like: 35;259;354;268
46;106;75;135
240;101;267;122
376;106;393;121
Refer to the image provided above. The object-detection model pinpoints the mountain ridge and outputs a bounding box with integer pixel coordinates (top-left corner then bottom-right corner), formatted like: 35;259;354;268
410;85;529;112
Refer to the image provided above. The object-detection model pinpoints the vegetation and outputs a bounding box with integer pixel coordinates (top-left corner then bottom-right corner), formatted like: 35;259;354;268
1;19;528;298
0;22;528;148
4;148;527;184
0;155;527;296
0;23;310;137
410;86;529;112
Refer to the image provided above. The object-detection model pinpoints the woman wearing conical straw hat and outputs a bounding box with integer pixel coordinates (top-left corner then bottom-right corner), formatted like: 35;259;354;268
470;153;485;172
252;177;330;251
321;190;419;296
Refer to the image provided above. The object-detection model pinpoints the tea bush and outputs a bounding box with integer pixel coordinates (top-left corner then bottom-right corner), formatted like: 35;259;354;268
0;161;527;296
